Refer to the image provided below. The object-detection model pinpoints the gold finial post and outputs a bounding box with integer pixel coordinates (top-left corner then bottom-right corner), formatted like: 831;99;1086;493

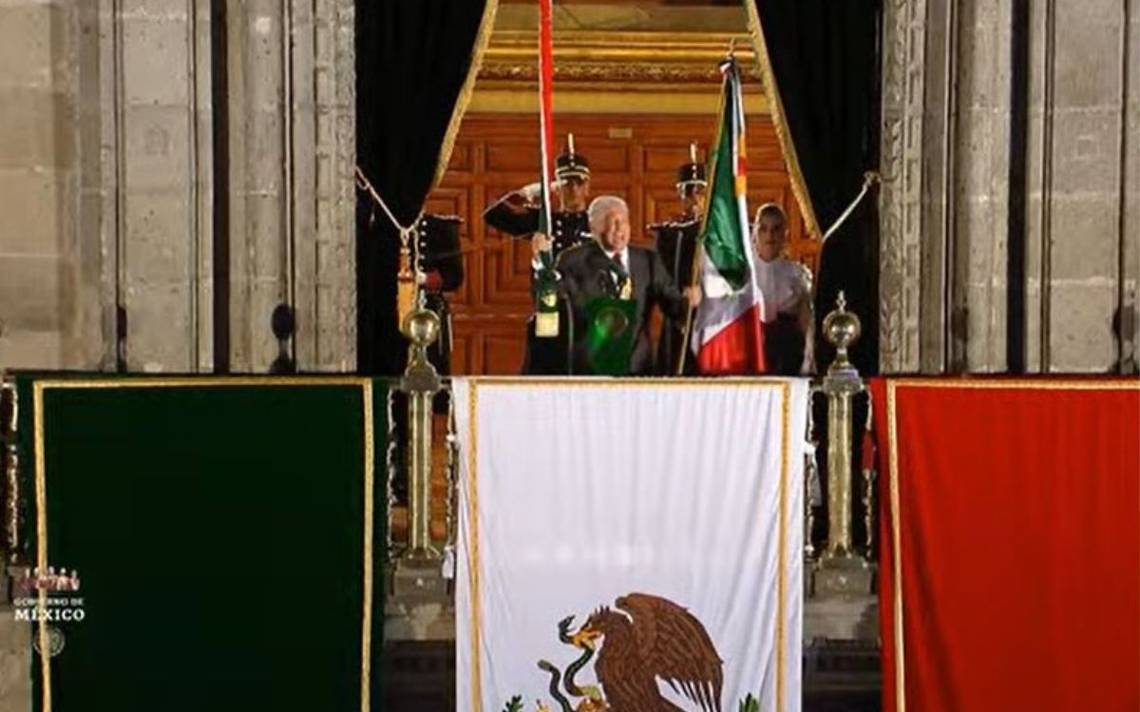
400;308;442;562
814;291;873;596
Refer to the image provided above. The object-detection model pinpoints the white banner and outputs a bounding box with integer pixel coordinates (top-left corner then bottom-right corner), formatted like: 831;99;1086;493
454;378;808;712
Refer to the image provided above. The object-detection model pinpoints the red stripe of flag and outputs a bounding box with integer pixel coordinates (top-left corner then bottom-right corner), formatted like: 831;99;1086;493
538;0;555;232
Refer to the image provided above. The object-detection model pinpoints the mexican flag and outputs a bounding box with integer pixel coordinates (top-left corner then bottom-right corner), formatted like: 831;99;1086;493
693;59;766;374
454;378;808;712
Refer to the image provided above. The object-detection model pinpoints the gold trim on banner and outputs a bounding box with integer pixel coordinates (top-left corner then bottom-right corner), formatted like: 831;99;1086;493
464;377;796;712
885;381;906;712
33;385;50;712
742;3;823;240
883;378;1140;712
466;382;485;711
776;381;790;712
433;0;501;190
361;382;375;712
30;377;376;712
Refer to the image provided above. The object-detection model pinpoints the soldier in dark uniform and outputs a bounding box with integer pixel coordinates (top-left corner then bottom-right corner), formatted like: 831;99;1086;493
413;213;464;376
650;146;708;374
483;135;593;263
482;135;594;374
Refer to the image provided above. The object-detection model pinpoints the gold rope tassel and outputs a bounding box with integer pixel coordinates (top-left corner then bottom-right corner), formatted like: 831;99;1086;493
356;166;424;332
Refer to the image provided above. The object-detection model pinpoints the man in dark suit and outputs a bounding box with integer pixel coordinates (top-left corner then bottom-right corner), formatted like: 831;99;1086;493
555;195;702;375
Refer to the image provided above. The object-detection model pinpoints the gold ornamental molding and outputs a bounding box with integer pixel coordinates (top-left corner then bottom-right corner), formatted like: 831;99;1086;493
480;30;761;86
473;30;768;115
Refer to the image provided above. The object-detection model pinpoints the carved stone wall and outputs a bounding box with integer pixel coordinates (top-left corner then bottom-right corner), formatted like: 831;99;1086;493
226;0;356;373
0;0;356;375
878;0;927;373
879;0;1138;374
0;0;213;372
1025;0;1138;372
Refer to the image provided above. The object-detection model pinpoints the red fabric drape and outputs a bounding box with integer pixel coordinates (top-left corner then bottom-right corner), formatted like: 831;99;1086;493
871;378;1140;712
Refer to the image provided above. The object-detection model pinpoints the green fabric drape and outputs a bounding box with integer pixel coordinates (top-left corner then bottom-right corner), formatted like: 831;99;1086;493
16;377;386;712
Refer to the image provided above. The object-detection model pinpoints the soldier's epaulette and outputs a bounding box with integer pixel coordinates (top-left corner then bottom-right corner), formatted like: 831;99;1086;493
553;241;591;267
421;214;464;224
647;218;699;231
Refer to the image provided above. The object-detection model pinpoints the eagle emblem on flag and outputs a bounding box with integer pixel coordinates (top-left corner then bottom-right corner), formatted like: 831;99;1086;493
527;592;725;712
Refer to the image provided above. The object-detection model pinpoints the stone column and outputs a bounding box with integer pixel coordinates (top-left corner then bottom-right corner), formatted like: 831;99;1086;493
878;0;928;373
880;0;1136;374
1026;0;1138;372
954;0;1014;372
226;0;355;373
116;0;214;372
0;0;89;369
1126;0;1140;375
298;0;357;372
882;0;1015;374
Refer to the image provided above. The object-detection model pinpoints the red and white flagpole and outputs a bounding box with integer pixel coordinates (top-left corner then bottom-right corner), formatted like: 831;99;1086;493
537;0;556;238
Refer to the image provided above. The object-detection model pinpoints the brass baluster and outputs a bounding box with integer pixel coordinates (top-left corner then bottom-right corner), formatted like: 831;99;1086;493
804;385;821;562
385;388;401;562
400;308;442;563
815;292;873;596
862;396;877;558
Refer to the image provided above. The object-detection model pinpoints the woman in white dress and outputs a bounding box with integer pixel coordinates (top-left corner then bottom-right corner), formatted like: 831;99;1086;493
751;203;815;375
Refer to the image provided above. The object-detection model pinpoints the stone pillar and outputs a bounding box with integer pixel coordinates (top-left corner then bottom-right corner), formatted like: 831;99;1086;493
954;0;1013;372
226;0;355;373
1126;0;1140;375
880;0;1138;374
0;0;214;374
0;0;88;369
882;0;1015;374
301;0;357;372
1026;0;1138;372
878;0;928;373
116;0;214;372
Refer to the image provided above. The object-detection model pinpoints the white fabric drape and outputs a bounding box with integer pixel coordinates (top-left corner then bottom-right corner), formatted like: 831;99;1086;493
454;378;809;712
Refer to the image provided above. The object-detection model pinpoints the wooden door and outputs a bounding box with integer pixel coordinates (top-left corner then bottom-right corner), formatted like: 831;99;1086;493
424;113;815;375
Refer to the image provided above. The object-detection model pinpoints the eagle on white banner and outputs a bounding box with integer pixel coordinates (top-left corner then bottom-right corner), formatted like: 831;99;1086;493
453;378;809;712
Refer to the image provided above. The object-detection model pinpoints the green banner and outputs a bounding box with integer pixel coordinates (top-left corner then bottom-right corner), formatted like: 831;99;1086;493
11;376;386;712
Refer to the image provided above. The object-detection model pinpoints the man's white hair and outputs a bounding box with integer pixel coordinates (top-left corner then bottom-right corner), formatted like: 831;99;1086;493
587;195;629;232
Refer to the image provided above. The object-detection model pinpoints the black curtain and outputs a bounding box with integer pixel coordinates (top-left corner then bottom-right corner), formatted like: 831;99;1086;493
751;0;881;376
751;0;881;556
356;1;490;374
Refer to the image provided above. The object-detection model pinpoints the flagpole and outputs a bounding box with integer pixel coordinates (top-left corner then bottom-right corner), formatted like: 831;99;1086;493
537;0;555;249
676;240;705;375
677;48;735;376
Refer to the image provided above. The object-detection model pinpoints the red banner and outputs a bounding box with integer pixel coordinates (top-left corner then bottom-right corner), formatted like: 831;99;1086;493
871;378;1140;712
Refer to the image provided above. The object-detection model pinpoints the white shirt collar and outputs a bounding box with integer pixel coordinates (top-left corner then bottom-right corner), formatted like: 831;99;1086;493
603;245;629;266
